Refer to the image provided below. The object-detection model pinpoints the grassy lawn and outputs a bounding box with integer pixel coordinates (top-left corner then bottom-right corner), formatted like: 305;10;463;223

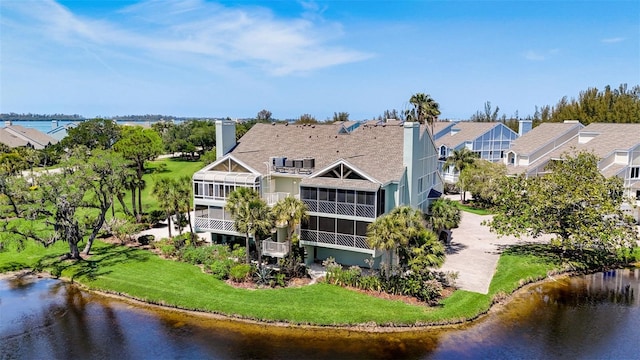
453;201;493;216
0;239;565;326
114;157;204;215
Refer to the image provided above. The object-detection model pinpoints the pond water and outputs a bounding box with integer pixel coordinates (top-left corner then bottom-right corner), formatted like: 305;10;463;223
1;269;639;359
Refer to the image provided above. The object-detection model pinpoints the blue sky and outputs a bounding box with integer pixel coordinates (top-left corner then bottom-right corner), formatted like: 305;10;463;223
1;0;638;120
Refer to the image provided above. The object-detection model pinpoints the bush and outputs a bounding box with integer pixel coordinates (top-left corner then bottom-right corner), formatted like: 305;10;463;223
210;259;233;280
179;246;215;266
278;255;307;279
229;264;252;282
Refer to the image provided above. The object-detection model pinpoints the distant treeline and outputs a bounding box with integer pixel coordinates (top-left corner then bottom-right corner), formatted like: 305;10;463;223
0;113;227;122
0;113;85;121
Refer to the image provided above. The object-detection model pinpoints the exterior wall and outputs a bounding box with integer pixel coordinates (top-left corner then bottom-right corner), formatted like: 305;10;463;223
403;122;442;213
314;247;382;268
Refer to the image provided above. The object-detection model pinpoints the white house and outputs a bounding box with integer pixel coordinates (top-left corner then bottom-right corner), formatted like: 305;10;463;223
433;121;520;184
192;120;443;267
505;122;640;222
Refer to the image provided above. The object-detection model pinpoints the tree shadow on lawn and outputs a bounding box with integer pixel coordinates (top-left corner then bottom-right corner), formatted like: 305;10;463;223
496;242;626;270
36;244;151;283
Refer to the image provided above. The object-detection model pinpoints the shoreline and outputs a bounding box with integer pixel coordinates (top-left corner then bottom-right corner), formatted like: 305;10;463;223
0;268;579;333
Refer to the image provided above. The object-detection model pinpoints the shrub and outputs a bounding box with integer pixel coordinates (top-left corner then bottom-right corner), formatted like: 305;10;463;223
231;244;246;263
180;246;215;266
357;274;382;292
278;255;307;279
210;259;233;280
273;273;287;287
229;264;252;282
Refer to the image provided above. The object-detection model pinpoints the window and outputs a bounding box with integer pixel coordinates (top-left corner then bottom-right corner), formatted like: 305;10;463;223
301;187;317;200
303;216;318;231
356;191;374;205
631;167;640;179
209;206;225;219
319;188;329;201
636;190;640;200
338;189;354;203
194;182;203;196
356;221;370;237
318;217;335;232
337;219;354;235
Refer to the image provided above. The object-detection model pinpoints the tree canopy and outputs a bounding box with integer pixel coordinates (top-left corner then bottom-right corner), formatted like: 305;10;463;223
487;151;639;256
61;118;121;150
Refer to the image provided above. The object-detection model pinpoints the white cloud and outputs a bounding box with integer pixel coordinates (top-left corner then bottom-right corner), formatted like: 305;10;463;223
522;48;561;61
1;0;373;76
523;50;546;61
601;37;624;43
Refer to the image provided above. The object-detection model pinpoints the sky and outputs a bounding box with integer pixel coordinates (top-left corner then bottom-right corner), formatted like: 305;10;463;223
1;0;638;121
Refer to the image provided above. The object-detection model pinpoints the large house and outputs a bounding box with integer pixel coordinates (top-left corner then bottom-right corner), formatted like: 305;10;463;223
192;120;443;267
505;121;640;222
0;122;59;149
433;121;520;184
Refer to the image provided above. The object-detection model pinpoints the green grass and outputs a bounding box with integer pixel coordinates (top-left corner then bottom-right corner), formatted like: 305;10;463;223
453;201;494;215
113;157;204;215
0;239;567;326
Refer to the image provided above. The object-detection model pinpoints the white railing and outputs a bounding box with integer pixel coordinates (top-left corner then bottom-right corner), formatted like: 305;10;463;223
302;199;375;218
300;229;369;249
263;192;298;206
262;240;289;258
194;217;236;232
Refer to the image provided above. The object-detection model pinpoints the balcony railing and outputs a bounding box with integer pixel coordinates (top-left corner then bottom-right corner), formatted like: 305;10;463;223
300;229;369;249
263;192;298;206
194;217;236;232
262;240;289;258
301;199;375;218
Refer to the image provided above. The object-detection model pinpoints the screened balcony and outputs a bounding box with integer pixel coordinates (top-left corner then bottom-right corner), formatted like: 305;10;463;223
300;216;371;251
194;205;237;234
300;186;384;219
193;172;260;201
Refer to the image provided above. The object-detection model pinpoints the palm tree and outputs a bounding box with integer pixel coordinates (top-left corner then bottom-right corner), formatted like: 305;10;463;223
271;196;308;256
428;198;461;242
225;187;271;264
176;176;194;237
408;228;445;272
366;215;404;278
152;177;175;238
409;93;441;134
444;148;478;202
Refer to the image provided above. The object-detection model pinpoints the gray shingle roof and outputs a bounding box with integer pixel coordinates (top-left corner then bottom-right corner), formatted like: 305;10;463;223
228;122;424;184
546;123;640;160
508;122;584;155
0;125;58;149
435;122;504;148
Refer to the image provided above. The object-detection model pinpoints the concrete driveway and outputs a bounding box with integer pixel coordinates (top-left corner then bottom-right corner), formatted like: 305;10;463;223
439;211;551;294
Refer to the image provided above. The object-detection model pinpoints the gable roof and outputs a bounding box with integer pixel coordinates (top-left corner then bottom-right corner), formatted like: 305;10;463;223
509;123;640;176
508;121;584;155
0;125;59;149
544;123;640;160
227;122;426;184
435;122;508;148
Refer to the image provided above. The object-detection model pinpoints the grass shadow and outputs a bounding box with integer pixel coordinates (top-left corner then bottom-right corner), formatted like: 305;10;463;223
497;242;629;271
47;244;152;282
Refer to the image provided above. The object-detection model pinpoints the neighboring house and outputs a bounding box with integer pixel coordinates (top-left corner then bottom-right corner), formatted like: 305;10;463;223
192;120;444;267
0;122;59;149
505;122;640;222
434;121;520;184
47;120;79;141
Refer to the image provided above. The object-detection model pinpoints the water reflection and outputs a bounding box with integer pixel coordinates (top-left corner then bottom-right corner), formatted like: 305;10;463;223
1;268;639;359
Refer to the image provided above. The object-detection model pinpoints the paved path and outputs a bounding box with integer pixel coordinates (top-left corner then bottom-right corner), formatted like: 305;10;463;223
439;211;551;294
